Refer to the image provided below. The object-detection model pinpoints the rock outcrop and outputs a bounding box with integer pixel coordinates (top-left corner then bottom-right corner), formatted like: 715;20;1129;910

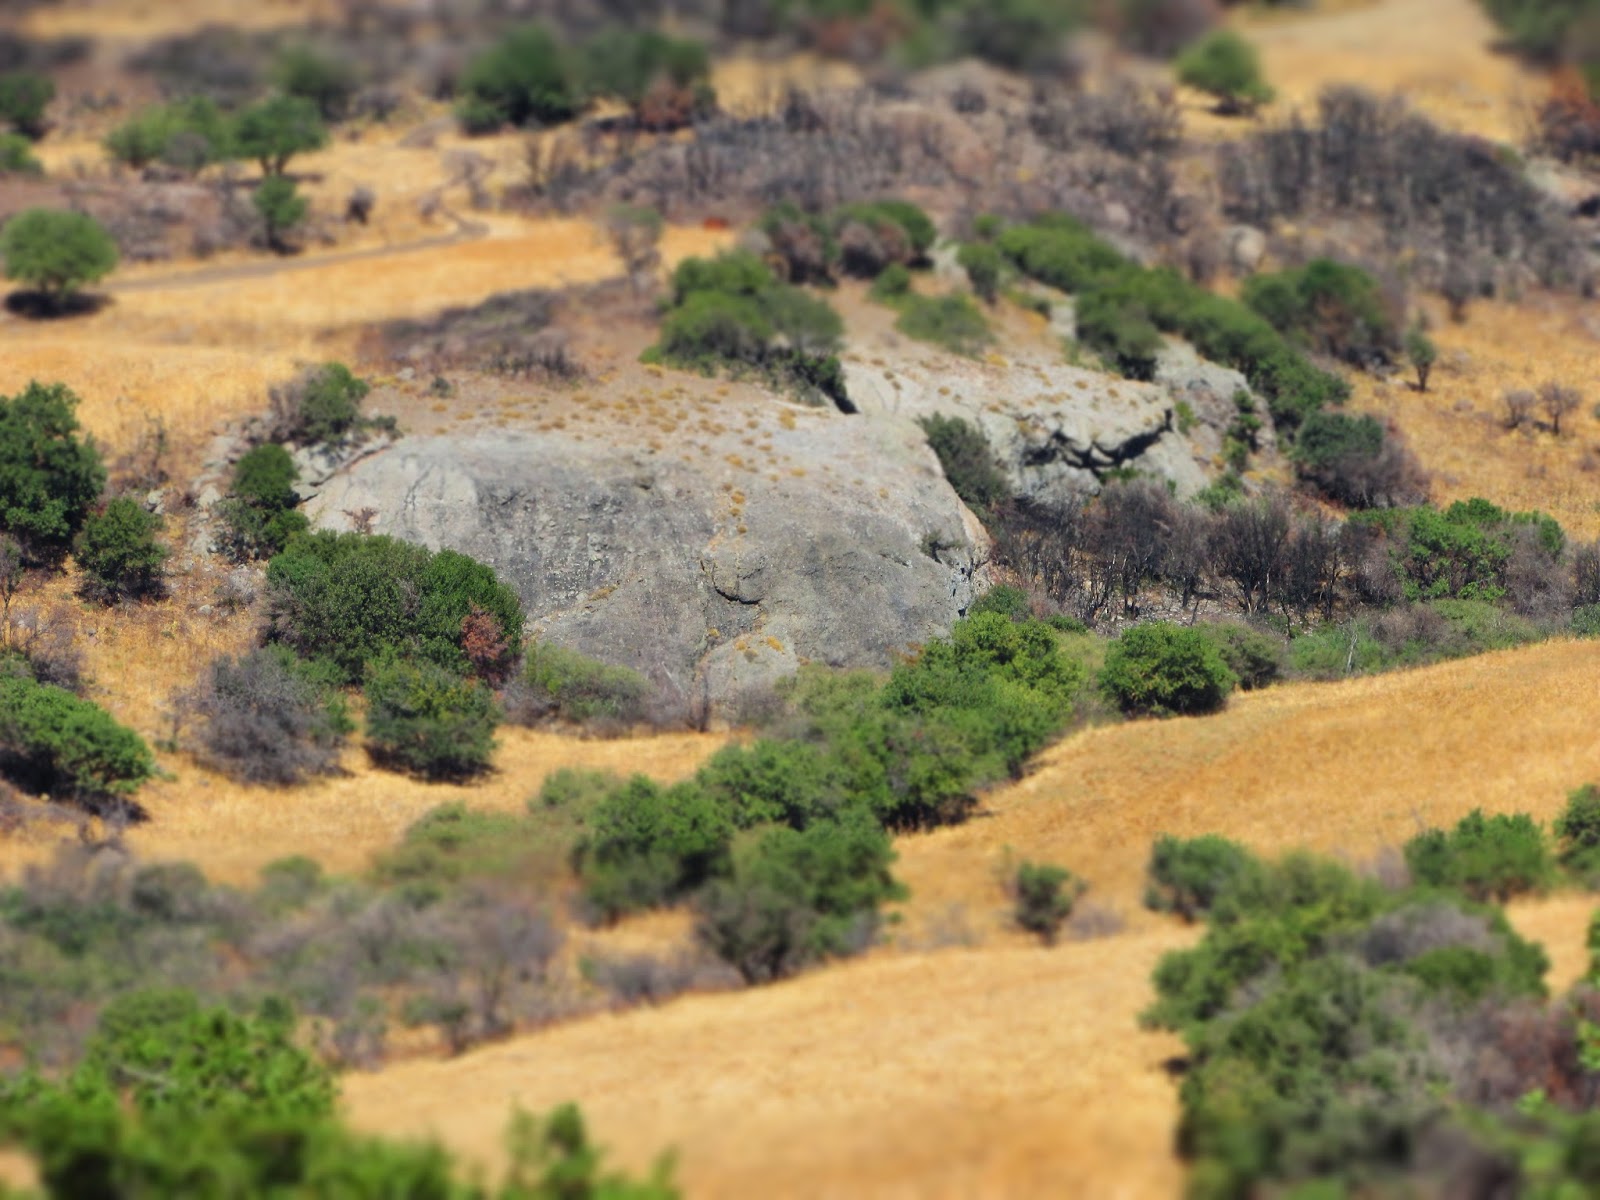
306;409;983;717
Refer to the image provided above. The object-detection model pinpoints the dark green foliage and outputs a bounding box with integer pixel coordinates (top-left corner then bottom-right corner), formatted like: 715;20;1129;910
1242;259;1399;367
265;531;525;684
0;71;53;139
969;584;1032;621
1175;30;1273;114
1403;809;1553;902
918;412;1011;517
273;45;358;121
0;381;106;561
582;28;714;119
576;776;734;920
951;0;1085;73
833;199;938;268
1384;498;1565;602
218;443;308;561
1192;622;1283;691
192;646;351;786
104;96;232;173
868;261;912;300
1100;621;1237;717
997;215;1348;433
891;291;992;356
1012;859;1085;944
0;133;41;176
1144;833;1264;921
231;94;327;176
0;674;155;807
694;813;903;983
274;361;377;446
254;174;308;251
1556;784;1600;879
650;251;848;406
0;209;118;305
520;641;650;725
363;657;502;780
1294;409;1383;471
459;25;581;132
73;498;166;604
957;241;1004;303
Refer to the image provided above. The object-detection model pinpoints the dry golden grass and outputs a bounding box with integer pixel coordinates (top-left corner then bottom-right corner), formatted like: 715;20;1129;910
21;0;341;39
1351;295;1600;540
343;930;1190;1200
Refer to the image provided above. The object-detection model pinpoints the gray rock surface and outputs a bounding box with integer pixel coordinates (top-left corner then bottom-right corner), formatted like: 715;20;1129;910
306;412;983;716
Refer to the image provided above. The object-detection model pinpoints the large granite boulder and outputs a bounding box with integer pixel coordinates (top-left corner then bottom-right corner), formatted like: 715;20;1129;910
305;408;983;717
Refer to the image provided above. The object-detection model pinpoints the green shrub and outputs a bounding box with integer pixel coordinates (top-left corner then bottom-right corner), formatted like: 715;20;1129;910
1287;619;1387;678
694;811;902;982
1012;859;1085;944
1405;323;1437;391
969;584;1032;621
0;209;118;307
1403;809;1552;902
868;262;912;301
0;674;155;806
363;657;502;780
265;531;524;684
957;241;1004;303
73;498;166;604
104;97;233;172
0;72;53;139
273;45;358;121
1193;622;1283;691
458;25;581;132
0;133;41;176
269;361;387;446
231;94;327;176
254;174;308;251
1556;784;1600;880
1574;603;1600;636
697;738;855;830
0;381;106;561
1100;622;1237;717
1144;833;1264;921
218;443;307;561
581;28;714;125
1075;290;1164;378
953;0;1085;73
832;199;938;269
1242;259;1398;366
520;641;650;725
577;776;734;920
1176;30;1273;114
917;412;1011;517
892;291;992;356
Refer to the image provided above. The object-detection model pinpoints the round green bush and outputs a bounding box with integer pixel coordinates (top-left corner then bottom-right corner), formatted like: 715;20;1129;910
363;657;502;780
74;497;167;604
0;209;118;305
1099;621;1237;717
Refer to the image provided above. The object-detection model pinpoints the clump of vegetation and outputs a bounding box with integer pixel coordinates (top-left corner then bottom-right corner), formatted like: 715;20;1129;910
0;133;41;176
1192;623;1283;691
267;362;390;447
1556;783;1600;882
73;498;167;604
104;96;232;172
1405;322;1437;391
265;531;525;685
582;28;716;130
1403;809;1553;902
0;71;53;140
0;209;119;313
272;44;359;121
0;381;106;563
231;94;327;176
457;25;581;133
1100;622;1237;717
1176;30;1273;115
884;288;992;357
363;656;502;781
189;646;351;785
0;674;155;813
217;443;309;562
1011;859;1086;944
957;241;1005;304
254;175;308;253
1242;259;1399;367
517;641;650;727
1144;833;1264;921
1293;410;1425;508
646;251;849;408
918;413;1011;519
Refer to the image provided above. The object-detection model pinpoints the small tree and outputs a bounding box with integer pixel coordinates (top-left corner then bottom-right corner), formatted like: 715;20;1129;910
1011;860;1085;945
73;498;167;604
364;657;502;780
1176;31;1273;116
0;209;119;311
604;205;664;297
1503;388;1535;431
457;26;581;133
1100;621;1237;717
1538;380;1582;436
254;175;308;254
231;95;327;176
1405;323;1437;392
0;72;54;140
0;381;106;562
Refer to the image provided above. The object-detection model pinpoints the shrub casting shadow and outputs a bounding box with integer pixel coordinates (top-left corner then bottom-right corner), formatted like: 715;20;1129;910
4;290;113;319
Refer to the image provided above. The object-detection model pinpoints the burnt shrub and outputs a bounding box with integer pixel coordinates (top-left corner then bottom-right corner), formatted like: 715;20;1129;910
1100;621;1237;717
363;656;501;781
190;646;351;786
73;498;166;604
1011;859;1086;945
265;531;524;685
1403;809;1552;903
